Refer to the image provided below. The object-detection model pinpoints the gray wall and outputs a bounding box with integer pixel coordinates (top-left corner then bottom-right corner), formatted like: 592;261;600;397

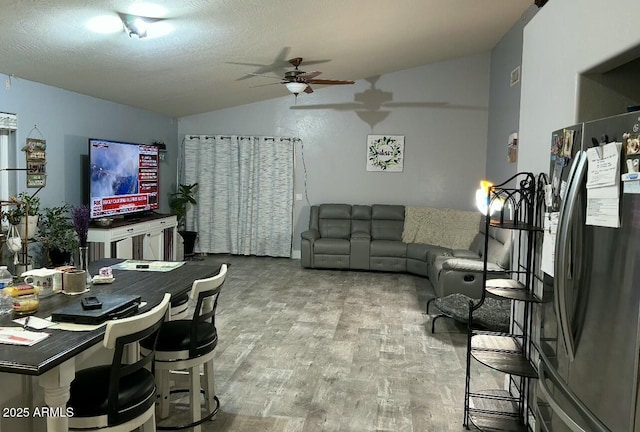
1;41;534;261
519;0;640;176
178;53;491;257
0;78;178;211
485;5;537;184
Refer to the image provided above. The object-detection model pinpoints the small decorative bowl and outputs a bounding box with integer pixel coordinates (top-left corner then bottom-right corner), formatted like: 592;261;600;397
95;218;114;227
12;293;39;316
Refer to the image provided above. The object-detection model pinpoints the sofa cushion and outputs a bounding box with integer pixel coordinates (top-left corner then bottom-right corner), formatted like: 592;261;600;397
370;240;407;258
370;257;406;272
318;204;352;239
441;258;504;273
487;237;510;269
407;243;448;261
319;204;351;219
469;223;512;269
468;232;484;255
426;247;453;269
351;205;372;236
451;249;481;259
371;204;405;220
371;205;405;240
314;255;350;269
314;238;350;254
352;205;372;220
319;220;351;239
485;226;512;269
430;254;457;282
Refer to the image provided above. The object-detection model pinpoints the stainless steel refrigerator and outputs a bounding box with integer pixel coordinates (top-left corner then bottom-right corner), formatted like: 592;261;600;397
534;111;640;432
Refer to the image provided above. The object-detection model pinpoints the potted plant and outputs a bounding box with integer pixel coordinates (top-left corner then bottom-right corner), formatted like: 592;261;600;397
3;192;41;239
38;204;78;266
169;183;198;257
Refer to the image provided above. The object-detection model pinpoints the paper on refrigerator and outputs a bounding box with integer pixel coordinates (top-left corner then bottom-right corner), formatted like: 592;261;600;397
585;142;622;228
541;212;558;276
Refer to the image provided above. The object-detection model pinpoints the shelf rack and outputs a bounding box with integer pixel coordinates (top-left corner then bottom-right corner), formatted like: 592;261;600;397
463;172;547;431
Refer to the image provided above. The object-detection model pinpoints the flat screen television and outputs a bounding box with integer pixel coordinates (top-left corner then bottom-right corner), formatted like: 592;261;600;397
88;138;159;219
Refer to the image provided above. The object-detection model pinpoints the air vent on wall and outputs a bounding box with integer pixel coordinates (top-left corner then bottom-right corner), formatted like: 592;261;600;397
510;67;521;87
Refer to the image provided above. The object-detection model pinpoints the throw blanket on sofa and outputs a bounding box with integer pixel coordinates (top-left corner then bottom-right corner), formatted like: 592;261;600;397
402;206;481;250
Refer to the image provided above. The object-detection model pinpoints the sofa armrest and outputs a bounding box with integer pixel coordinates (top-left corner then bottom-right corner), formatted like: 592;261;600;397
301;229;320;269
435;258;508;299
301;229;320;241
351;231;371;240
450;249;481;259
442;258;504;273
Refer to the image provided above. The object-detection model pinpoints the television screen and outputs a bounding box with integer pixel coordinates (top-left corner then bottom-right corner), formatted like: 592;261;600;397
88;138;159;219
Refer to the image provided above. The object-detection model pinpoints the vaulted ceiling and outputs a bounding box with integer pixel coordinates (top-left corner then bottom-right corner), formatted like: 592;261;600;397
0;0;533;117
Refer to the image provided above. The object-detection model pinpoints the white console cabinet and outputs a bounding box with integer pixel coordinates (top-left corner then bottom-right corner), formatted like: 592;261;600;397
87;214;177;260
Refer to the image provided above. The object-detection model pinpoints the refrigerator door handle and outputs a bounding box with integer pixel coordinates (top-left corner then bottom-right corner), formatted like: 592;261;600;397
555;151;586;361
554;151;581;324
538;355;611;432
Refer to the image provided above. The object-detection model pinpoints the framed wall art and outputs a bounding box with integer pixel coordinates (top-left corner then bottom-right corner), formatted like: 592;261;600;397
366;135;404;172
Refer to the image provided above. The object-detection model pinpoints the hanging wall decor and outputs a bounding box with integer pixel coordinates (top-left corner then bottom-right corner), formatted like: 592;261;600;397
0;112;17;130
23;137;46;187
507;132;518;163
366;135;404;172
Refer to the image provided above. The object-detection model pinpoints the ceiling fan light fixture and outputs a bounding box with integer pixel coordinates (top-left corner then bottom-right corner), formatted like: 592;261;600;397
123;16;149;38
285;82;308;95
130;18;149;37
118;13;163;38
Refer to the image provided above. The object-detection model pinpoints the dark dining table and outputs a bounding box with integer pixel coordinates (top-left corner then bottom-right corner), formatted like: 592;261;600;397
0;258;220;432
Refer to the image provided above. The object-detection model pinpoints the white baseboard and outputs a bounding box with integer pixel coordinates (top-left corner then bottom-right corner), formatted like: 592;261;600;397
290;250;301;259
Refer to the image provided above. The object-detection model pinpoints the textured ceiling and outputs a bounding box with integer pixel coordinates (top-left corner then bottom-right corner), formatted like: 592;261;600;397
0;0;533;118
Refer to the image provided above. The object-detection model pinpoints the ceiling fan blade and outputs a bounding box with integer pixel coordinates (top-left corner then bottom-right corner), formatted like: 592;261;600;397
300;71;322;79
296;59;330;66
246;73;283;80
249;82;283;88
306;79;355;85
228;61;270;67
304;85;314;94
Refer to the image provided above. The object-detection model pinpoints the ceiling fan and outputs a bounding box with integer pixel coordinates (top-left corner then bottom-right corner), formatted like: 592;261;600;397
249;57;355;96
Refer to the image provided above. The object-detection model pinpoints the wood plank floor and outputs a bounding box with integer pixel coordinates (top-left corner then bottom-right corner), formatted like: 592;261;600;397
161;255;501;431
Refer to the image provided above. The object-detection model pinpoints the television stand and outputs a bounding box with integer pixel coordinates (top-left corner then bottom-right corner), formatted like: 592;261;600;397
87;214;178;260
124;211;156;223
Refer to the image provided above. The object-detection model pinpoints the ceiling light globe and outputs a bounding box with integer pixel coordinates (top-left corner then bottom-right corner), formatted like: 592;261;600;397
285;82;308;94
130;18;148;37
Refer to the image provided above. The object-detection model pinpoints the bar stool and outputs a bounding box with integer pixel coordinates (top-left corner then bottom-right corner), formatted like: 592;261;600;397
141;264;227;432
68;293;171;432
169;292;190;320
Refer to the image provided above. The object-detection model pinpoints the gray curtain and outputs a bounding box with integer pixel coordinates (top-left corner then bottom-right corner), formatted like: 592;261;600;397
182;135;295;257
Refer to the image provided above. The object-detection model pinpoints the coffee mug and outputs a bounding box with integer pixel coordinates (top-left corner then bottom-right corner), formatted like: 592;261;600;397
24;275;52;288
63;270;87;294
22;268;62;297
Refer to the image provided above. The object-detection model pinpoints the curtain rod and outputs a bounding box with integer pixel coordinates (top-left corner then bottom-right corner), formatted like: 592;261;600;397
186;135;300;142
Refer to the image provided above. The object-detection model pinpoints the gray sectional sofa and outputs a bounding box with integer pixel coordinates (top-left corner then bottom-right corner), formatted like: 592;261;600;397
301;204;512;300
